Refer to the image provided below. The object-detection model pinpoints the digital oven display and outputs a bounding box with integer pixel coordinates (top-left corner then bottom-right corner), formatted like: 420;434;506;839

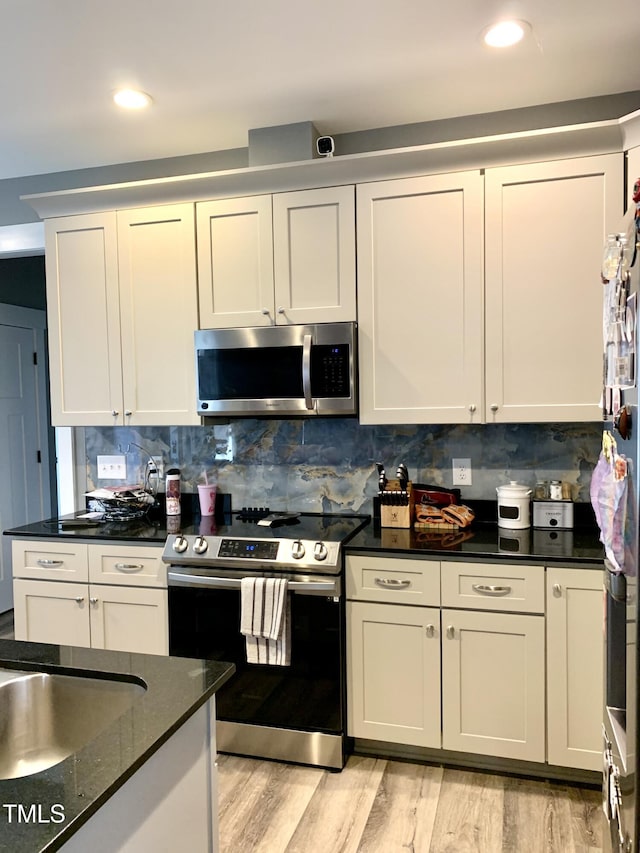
218;539;279;560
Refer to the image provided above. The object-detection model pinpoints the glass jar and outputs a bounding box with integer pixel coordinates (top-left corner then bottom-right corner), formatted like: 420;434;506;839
533;480;548;501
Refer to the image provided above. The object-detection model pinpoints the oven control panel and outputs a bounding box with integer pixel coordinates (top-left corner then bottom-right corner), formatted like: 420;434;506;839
162;535;342;571
219;539;280;560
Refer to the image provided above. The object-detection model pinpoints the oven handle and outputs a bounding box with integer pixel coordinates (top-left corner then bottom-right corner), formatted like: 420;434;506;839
168;570;340;596
302;333;314;411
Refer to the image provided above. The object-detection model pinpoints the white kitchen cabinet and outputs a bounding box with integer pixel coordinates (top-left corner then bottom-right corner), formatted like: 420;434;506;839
347;600;441;747
45;204;200;427
484;154;622;422
196;186;356;328
356;171;484;424
12;540;168;655
441;607;546;762
546;567;603;771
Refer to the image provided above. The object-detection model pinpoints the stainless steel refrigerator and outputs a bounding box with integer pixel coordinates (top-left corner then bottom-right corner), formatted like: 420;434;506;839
597;214;640;852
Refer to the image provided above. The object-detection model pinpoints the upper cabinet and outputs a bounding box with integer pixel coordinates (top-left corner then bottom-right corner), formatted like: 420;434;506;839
196;186;356;329
357;154;623;425
357;172;484;424
484;154;622;423
45;204;200;427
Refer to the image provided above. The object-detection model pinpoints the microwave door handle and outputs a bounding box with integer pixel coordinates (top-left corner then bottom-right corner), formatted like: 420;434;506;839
302;333;314;410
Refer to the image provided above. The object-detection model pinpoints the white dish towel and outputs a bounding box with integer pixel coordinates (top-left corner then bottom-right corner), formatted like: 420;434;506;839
240;577;291;666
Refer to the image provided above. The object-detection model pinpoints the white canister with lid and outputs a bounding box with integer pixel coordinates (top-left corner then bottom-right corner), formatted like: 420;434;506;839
496;481;532;529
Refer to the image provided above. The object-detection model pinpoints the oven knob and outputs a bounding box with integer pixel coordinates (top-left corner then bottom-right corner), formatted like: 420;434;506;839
173;535;188;554
291;540;306;559
193;536;208;555
313;542;328;561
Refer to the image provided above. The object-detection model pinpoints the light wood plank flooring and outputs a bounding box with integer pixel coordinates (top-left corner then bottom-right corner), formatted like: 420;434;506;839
0;610;14;639
218;753;603;853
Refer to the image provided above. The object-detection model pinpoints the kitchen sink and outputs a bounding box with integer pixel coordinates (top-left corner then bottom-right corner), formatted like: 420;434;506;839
0;666;146;779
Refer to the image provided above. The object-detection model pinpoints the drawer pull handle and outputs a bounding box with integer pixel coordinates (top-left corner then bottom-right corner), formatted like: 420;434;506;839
446;625;455;639
90;597;98;606
472;584;512;596
553;583;562;596
74;596;84;604
374;577;411;589
426;624;435;638
37;559;64;567
114;563;144;571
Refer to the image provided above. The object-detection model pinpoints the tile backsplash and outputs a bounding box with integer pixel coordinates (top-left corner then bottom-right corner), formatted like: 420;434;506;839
81;419;602;514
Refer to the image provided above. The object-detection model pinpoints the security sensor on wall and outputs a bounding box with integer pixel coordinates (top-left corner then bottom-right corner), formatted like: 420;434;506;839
316;135;335;157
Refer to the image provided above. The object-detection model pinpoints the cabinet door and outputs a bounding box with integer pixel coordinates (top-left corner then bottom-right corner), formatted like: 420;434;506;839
45;213;123;426
117;204;200;426
272;186;356;324
13;578;91;647
357;172;484;424
89;585;168;655
485;154;622;422
196;195;275;328
546;567;603;771
441;608;545;761
347;601;440;747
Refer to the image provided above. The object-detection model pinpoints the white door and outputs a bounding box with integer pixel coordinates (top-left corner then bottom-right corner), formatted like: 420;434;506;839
0;318;50;613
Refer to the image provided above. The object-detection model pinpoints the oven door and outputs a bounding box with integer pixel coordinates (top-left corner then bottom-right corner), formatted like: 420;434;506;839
168;571;345;736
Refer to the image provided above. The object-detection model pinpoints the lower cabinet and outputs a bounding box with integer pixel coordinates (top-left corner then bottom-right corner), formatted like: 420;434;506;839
13;579;168;654
546;567;604;771
441;608;545;762
347;601;440;747
11;539;168;655
346;554;602;773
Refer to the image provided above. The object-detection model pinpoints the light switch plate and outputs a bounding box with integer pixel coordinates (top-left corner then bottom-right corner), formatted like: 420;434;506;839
97;455;126;479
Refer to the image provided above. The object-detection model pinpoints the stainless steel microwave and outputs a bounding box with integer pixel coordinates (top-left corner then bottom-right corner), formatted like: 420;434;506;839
195;322;357;417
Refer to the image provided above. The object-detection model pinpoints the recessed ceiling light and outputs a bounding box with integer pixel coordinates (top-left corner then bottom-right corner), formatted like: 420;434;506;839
483;20;529;48
113;89;153;109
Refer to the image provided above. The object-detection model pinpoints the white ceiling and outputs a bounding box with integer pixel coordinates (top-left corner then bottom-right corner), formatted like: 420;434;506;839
2;0;639;181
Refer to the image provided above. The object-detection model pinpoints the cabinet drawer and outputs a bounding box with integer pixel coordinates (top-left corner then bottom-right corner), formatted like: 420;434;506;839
12;540;88;582
346;555;440;605
441;562;544;613
88;544;166;588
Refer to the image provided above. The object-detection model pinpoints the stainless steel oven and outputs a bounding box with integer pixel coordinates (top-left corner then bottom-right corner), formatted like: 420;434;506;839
163;511;369;770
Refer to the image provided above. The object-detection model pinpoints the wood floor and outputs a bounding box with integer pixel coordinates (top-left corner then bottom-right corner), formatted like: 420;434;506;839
218;753;603;853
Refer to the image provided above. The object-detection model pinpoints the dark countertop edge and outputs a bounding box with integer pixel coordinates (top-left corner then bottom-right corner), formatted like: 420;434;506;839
344;541;604;566
0;640;235;853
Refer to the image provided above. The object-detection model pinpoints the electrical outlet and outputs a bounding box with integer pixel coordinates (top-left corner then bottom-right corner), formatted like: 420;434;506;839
452;458;472;487
148;456;164;478
97;455;126;479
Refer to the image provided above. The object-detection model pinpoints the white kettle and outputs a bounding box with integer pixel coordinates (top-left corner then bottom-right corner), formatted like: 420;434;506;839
496;481;532;529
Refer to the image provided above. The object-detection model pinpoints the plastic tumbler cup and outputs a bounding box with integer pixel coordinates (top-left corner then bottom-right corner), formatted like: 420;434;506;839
197;484;217;516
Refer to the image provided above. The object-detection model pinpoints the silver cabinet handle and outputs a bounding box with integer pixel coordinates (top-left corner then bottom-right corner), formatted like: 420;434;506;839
426;624;435;638
124;410;132;417
302;333;313;410
553;583;562;596
89;597;98;605
472;584;511;596
111;410;119;417
374;577;411;589
490;403;499;412
74;596;84;604
114;562;144;571
37;559;64;567
446;625;455;639
469;404;476;413
277;306;285;314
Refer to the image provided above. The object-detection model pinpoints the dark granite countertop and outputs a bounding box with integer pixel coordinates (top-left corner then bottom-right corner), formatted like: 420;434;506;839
4;514;170;544
345;521;604;565
0;639;235;852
